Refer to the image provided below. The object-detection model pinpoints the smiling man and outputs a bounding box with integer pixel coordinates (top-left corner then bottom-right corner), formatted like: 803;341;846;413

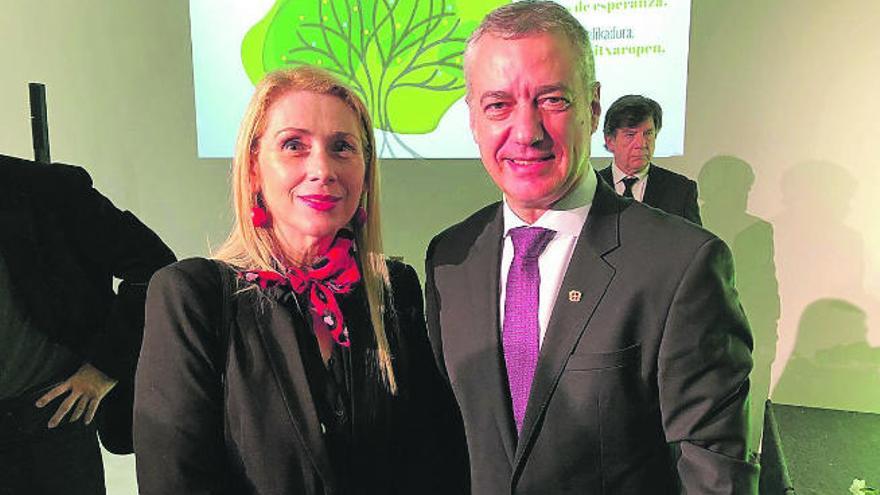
599;94;702;225
424;1;758;493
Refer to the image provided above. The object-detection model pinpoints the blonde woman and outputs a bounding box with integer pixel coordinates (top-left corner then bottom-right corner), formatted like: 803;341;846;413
134;66;467;494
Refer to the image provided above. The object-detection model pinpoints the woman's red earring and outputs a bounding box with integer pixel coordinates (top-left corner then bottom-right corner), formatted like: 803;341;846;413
251;194;270;228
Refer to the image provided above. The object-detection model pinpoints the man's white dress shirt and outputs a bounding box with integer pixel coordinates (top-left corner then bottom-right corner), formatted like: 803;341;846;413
499;169;596;347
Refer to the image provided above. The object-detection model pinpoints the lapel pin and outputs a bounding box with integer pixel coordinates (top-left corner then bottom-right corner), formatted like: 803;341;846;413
568;290;582;302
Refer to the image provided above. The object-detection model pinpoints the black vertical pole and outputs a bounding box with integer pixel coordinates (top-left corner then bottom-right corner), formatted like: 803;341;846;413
29;82;51;164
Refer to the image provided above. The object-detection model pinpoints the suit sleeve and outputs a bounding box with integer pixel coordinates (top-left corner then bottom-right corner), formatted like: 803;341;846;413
658;237;758;493
64;165;176;380
134;260;230;495
393;262;469;494
423;237;452;382
684;179;702;226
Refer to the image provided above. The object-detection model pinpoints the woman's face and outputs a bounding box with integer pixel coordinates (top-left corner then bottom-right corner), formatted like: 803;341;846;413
252;90;366;260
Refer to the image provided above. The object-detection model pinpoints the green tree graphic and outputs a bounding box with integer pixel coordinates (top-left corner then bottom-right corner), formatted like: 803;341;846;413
241;0;506;156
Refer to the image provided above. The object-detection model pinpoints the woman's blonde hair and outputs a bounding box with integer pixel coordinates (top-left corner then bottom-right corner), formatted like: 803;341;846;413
214;65;397;393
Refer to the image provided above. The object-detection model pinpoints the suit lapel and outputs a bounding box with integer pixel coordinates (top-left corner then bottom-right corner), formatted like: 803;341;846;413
463;206;519;465
598;164;614;188
246;296;336;489
513;178;622;474
643;164;664;207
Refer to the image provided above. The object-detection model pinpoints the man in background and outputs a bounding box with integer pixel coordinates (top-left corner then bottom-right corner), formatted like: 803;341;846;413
0;153;175;494
599;94;702;225
424;1;756;493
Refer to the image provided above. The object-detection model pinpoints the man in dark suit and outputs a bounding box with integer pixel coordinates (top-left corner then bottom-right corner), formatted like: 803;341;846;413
0;153;175;494
424;2;757;493
599;94;702;225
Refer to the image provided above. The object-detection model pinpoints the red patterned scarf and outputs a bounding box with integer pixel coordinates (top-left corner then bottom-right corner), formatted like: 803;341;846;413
240;230;361;347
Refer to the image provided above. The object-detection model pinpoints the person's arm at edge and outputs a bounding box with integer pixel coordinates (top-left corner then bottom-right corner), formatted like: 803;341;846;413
36;165;175;426
423;236;452;383
659;236;758;494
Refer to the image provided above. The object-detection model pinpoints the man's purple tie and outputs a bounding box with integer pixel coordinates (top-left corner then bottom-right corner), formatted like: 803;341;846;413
503;226;555;433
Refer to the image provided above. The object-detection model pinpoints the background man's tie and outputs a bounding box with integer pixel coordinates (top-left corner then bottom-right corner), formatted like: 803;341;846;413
622;176;639;198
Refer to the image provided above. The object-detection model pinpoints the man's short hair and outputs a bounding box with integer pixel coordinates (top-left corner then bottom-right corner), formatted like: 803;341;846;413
464;0;596;96
603;95;663;137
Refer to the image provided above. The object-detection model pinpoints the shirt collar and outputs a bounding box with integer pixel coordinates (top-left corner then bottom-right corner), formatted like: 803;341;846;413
611;161;651;184
502;165;596;238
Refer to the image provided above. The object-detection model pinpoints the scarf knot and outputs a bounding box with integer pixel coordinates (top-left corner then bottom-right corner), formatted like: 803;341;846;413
239;230;361;347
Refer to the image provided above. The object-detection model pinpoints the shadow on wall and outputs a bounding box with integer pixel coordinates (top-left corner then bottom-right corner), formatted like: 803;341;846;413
697;155;780;453
770;161;879;392
773;299;880;413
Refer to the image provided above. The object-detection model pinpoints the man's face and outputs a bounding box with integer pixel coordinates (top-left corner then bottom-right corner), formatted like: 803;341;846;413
466;32;601;222
604;117;657;176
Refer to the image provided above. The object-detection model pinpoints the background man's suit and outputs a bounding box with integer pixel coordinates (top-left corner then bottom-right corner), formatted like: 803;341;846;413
599;164;702;225
425;176;757;494
0;154;175;493
0;155;175;392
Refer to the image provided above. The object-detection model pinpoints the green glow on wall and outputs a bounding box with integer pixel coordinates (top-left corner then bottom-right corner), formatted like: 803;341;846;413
241;0;506;142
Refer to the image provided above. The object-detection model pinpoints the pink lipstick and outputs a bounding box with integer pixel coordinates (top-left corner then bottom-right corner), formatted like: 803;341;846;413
299;194;341;211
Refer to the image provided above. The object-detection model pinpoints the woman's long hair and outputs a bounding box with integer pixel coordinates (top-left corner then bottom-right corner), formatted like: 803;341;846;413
214;66;397;393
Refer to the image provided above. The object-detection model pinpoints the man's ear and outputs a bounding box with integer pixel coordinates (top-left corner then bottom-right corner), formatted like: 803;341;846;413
604;133;615;153
590;81;602;134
